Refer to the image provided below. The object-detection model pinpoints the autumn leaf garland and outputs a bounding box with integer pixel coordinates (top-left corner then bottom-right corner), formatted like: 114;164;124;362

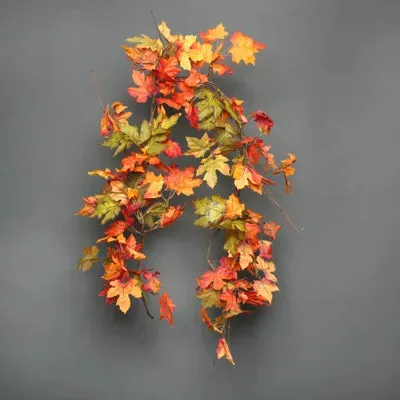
77;20;296;365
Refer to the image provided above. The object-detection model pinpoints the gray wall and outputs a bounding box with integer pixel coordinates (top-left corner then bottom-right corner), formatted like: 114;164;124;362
1;0;400;399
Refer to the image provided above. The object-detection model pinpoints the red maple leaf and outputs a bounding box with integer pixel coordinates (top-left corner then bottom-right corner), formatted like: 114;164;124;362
164;140;183;158
159;292;176;326
199;265;237;290
219;290;241;312
251;111;274;134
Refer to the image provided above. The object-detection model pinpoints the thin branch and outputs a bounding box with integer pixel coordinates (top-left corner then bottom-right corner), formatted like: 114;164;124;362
89;69;105;110
142;294;155;319
264;187;302;233
136;232;155;319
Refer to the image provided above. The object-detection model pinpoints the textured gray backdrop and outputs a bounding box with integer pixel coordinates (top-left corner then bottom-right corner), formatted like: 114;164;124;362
1;0;400;399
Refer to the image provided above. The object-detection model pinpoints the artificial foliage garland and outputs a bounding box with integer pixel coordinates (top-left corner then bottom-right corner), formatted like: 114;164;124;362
76;19;297;366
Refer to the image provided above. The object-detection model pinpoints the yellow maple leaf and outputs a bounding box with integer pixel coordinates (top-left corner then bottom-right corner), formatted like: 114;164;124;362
253;279;279;304
229;31;265;65
231;162;252;189
200;23;229;42
107;278;142;314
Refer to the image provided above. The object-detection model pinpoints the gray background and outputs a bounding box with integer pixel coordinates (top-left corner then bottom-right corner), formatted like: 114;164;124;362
1;0;399;399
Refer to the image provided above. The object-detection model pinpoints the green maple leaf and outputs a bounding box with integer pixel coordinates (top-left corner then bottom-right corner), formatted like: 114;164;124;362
143;134;168;155
219;219;246;231
101;123;139;156
196;154;230;188
223;231;243;257
215;122;240;154
77;245;100;272
93;195;121;224
185;132;213;158
197;288;219;308
193;195;226;228
152;113;181;135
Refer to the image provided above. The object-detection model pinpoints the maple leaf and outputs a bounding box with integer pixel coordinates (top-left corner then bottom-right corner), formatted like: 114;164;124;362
231;162;252;190
225;194;245;219
228;32;265;65
200;23;229;43
142;171;164;199
76;196;97;217
160;205;184;228
121;45;159;70
88;168;115;180
237;242;254;269
263;221;281;240
125;234;146;260
186;103;199;129
164;140;183;158
97;220;128;243
219;290;241;312
196;154;230;188
142;270;162;294
199;265;237;290
128;71;156;103
107;181;129;204
107;278;142;314
255;256;277;283
231;163;266;193
253;279;279;304
159;292;176;326
251;111;274;134
126;34;163;54
193;195;226;227
216;338;235;365
155;56;181;80
273;153;296;193
259;240;273;260
94;195;121;224
102;250;127;281
164;166;202;195
185;132;213;158
77;245;100;272
197;288;220;308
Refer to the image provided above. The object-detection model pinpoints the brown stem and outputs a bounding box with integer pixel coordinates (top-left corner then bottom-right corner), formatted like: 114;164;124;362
264;187;301;233
89;69;105;110
136;232;155;319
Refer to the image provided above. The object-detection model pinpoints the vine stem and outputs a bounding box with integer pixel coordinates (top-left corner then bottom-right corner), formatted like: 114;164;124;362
136;232;155;319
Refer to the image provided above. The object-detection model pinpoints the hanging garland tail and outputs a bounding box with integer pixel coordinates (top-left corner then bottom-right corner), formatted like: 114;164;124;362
76;18;297;366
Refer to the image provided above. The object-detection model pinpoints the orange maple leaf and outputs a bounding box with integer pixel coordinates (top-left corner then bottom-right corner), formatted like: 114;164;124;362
273;153;296;193
229;32;265;65
107;277;142;314
160;205;184;228
142;171;164;199
159;292;176;326
76;196;97;217
216;338;235;365
128;70;156;103
164;166;202;195
125;234;146;260
225;194;245;219
200;23;229;42
263;221;281;240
